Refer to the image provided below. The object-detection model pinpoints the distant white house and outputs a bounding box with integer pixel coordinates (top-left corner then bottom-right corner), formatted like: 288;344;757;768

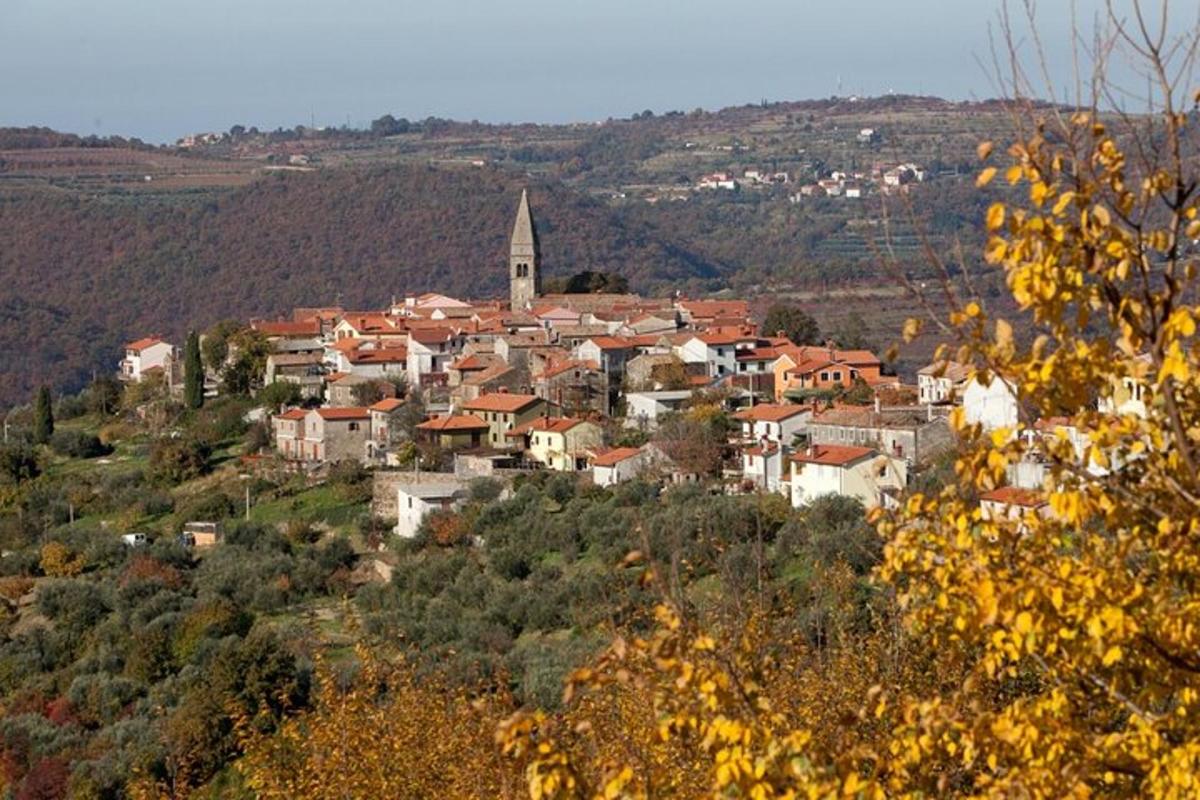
917;360;972;404
592;447;650;487
395;479;469;539
963;375;1019;432
733;403;810;444
624;390;693;430
697;172;737;190
743;441;787;494
119;337;175;382
406;328;464;388
1096;354;1152;419
789;445;906;508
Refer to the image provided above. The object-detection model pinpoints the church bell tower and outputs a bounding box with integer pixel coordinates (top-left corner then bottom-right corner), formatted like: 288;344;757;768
509;189;541;310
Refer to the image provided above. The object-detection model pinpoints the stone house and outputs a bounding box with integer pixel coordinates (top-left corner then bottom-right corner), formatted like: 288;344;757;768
534;359;609;416
462;392;556;448
806;404;954;467
415;414;491;450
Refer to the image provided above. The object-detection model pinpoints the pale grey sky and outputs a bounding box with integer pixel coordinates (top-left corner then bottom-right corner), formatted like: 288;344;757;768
0;0;1156;143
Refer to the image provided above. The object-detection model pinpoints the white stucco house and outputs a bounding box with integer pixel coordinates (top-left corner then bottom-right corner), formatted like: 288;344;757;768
917;360;972;404
624;390;693;430
789;444;906;508
742;441;787;494
733;403;811;444
119;337;175;382
394;479;469;539
592;447;650;487
963;375;1019;432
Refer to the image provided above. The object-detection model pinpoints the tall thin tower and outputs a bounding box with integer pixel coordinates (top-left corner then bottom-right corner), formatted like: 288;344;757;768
509;189;541;310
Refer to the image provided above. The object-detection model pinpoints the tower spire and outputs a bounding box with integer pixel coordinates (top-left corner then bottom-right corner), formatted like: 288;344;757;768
509;189;541;310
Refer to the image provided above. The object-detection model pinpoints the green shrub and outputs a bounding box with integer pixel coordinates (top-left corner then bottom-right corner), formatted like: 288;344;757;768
149;437;212;485
49;429;111;459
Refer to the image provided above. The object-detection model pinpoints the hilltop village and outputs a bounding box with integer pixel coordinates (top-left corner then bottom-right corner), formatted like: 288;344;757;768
116;190;1090;539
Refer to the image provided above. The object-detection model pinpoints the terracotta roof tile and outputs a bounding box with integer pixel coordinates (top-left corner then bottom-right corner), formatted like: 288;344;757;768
734;403;808;422
592;447;644;467
314;407;371;420
980;486;1047;508
370;398;405;413
506;416;588;436
417;414;489;432
346;347;408;364
462;393;543;413
126;337;165;351
791;444;876;466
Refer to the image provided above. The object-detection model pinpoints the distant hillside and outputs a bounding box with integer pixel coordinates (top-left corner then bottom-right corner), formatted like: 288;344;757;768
0;164;722;406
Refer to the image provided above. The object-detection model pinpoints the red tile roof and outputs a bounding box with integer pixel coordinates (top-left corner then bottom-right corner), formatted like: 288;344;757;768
584;336;637;351
679;300;750;319
370;398;405;413
541;359;601;379
736;347;781;361
314;407;371;420
791;445;876;466
734;403;808;422
417;414;489;432
784;358;840;376
450;354;491;371
126;337;165;352
276;408;307;421
462;393;543;413
346;347;408;364
332;338;366;353
341;314;399;333
778;345;881;368
592;447;644;467
409;327;458;345
980;486;1047;508
506;416;589;437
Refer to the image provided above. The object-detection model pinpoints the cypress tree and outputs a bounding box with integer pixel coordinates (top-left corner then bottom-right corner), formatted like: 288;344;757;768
184;331;204;409
32;385;54;445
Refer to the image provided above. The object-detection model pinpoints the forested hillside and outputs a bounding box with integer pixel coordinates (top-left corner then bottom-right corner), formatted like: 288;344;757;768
0;165;721;406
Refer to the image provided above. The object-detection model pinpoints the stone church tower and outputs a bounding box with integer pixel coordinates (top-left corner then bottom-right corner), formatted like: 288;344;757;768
509;189;541;310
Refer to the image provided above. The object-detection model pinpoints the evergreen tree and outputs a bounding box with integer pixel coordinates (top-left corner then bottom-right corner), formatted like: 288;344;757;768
32;385;54;445
184;331;204;409
762;304;821;345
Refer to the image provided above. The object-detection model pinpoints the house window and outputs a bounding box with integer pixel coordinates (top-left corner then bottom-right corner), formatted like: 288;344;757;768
349;422;360;431
717;348;725;357
738;363;746;372
832;371;842;381
407;497;413;508
820;371;829;381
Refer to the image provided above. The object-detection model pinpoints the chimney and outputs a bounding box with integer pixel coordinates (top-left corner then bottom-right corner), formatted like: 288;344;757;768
807;443;816;458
